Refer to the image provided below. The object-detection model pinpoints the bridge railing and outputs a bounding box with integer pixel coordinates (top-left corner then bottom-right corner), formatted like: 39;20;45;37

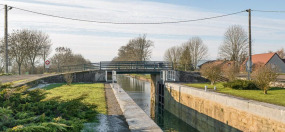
99;61;173;70
61;63;100;72
61;61;173;72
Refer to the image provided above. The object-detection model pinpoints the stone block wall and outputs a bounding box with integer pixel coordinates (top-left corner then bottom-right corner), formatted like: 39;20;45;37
164;83;285;132
41;71;106;83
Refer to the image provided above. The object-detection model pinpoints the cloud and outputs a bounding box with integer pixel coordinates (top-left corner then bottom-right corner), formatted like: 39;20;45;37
0;0;284;62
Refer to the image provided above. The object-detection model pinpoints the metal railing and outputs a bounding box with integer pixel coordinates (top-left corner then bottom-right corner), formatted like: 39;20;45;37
61;63;100;72
61;61;173;72
100;61;173;70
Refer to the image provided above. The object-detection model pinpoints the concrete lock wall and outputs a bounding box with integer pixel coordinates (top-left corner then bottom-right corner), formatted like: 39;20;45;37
164;82;285;132
41;71;106;83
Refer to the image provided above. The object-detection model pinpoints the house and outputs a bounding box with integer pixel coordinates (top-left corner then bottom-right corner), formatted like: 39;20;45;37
241;53;285;73
199;60;236;70
197;60;215;69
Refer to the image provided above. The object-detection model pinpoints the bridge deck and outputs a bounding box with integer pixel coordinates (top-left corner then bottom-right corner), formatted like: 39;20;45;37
61;61;173;73
106;69;162;74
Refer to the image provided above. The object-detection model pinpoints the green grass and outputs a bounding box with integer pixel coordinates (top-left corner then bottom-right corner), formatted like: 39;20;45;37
0;73;13;76
184;82;285;106
43;83;107;114
185;82;224;89
1;79;27;87
11;79;27;84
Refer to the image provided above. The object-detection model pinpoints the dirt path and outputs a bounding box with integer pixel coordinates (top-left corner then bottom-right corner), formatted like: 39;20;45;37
104;84;130;132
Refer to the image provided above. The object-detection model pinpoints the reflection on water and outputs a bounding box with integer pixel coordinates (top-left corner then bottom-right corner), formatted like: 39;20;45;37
117;75;151;115
116;75;199;132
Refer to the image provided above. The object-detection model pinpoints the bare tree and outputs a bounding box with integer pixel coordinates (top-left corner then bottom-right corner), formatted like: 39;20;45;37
186;37;208;70
70;54;90;65
5;30;30;75
25;30;52;74
40;43;52;73
277;48;285;59
163;46;181;70
269;48;285;59
51;47;72;72
113;34;154;61
219;25;248;65
0;42;4;73
252;65;279;94
179;44;192;71
114;43;136;61
134;34;154;61
0;56;4;73
200;62;222;85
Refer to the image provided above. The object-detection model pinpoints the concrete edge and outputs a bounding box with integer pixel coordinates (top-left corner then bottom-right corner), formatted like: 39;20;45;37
110;83;163;132
11;74;60;88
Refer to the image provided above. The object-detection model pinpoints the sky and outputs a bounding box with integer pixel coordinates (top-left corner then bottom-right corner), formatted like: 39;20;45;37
0;0;285;62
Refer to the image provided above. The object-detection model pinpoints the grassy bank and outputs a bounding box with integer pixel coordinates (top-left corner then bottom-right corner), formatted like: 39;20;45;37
0;83;106;132
185;82;285;106
43;83;107;114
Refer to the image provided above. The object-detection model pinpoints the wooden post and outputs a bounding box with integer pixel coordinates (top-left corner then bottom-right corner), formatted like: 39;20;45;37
4;5;8;74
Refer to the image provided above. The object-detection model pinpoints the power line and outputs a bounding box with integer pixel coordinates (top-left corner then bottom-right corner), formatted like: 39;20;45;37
9;5;246;24
252;10;285;13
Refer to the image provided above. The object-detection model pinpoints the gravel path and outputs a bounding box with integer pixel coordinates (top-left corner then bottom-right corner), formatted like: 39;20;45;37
103;84;130;132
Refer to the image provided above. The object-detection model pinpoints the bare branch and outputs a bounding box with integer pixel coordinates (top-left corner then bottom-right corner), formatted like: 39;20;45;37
218;25;248;65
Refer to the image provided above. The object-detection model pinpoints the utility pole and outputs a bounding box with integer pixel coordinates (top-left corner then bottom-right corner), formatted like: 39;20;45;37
4;5;8;74
246;9;252;80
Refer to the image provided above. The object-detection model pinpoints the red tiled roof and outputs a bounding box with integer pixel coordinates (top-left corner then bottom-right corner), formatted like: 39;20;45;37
243;53;275;66
251;53;275;65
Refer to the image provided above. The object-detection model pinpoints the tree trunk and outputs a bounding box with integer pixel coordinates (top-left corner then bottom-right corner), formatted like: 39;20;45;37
18;64;21;75
57;63;60;73
31;64;34;74
211;81;214;85
264;89;267;94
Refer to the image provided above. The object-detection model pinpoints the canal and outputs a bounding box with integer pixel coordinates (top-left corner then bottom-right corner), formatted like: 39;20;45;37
116;74;199;132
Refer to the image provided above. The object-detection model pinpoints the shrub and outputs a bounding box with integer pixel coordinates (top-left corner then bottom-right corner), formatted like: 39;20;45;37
0;82;13;88
223;79;258;90
0;86;98;132
252;65;279;94
200;62;222;85
222;62;239;81
63;73;73;86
